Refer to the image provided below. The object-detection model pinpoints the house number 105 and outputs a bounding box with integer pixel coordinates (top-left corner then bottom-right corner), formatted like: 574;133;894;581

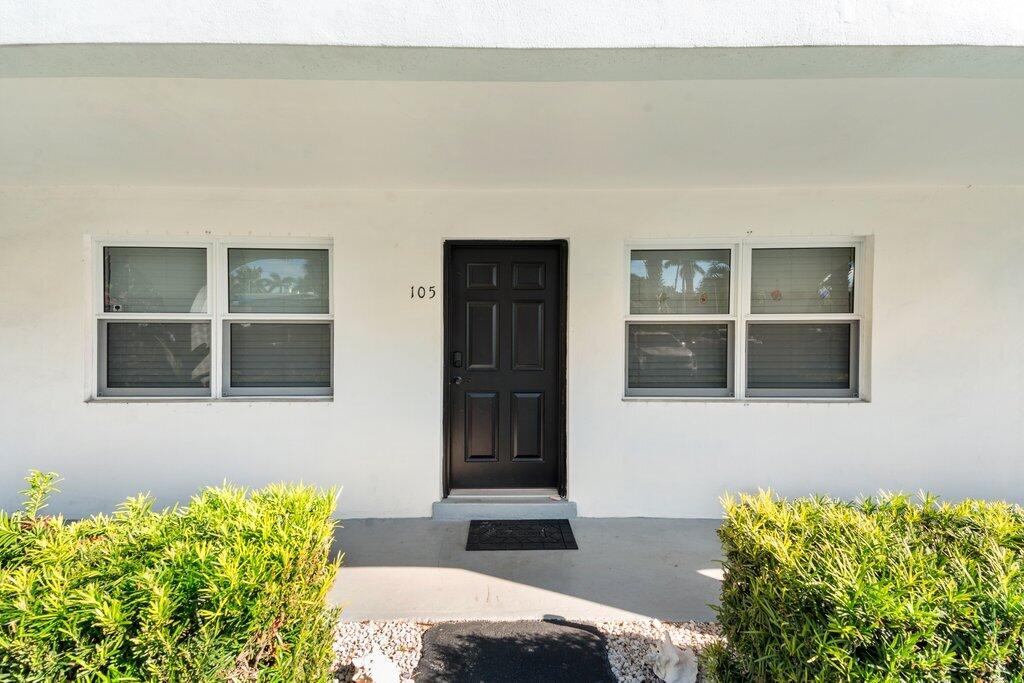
411;285;437;299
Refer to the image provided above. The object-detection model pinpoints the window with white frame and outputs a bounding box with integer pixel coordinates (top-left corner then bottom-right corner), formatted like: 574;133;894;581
625;239;863;399
94;240;333;398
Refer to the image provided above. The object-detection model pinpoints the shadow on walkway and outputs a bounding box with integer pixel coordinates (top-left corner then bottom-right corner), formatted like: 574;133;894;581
329;517;723;621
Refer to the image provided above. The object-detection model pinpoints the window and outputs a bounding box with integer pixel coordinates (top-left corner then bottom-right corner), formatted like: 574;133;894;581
625;240;864;399
94;240;332;398
745;246;858;398
626;247;735;397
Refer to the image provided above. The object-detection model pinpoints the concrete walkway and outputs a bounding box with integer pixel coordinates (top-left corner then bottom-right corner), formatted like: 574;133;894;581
329;518;722;621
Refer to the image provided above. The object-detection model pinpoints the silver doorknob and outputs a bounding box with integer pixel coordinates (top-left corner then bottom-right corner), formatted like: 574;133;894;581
452;376;470;385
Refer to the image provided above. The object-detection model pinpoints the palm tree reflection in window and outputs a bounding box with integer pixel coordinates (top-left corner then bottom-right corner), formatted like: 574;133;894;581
228;249;328;313
630;250;731;314
232;264;266;295
265;272;296;294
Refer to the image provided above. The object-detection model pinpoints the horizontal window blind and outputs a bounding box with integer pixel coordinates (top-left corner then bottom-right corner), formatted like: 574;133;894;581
627;323;729;389
230;323;331;388
750;247;854;314
747;323;852;389
228;249;329;314
630;249;731;314
104;247;207;313
106;322;211;388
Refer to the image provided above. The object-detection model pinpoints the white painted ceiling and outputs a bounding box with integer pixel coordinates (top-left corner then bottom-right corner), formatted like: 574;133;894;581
3;76;1023;188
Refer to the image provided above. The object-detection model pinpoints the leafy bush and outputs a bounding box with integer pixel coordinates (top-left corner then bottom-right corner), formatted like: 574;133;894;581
703;491;1024;682
0;471;341;681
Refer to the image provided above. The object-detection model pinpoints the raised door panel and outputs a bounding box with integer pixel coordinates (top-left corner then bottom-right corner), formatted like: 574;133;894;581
466;263;499;290
465;392;498;461
511;392;544;461
512;262;545;290
466;302;498;369
512;301;544;370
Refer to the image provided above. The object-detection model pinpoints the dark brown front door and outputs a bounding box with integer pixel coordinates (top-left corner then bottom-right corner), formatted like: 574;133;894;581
445;242;565;492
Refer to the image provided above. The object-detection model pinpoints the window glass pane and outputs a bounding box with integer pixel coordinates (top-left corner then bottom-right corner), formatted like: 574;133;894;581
630;249;731;314
750;247;854;314
104;247;207;313
230;323;331;388
105;322;210;389
747;323;852;390
228;249;329;313
627;323;729;389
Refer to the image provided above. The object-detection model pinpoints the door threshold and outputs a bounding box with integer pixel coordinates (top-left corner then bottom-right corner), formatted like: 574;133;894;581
433;495;577;520
448;488;561;499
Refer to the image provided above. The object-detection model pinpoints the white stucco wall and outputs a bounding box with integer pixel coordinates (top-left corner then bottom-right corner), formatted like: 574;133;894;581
3;0;1023;48
5;77;1024;188
1;186;1021;519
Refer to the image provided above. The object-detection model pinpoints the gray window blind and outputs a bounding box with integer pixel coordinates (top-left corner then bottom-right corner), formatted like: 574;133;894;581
105;322;211;389
627;323;729;389
747;323;853;391
630;249;731;314
230;323;331;388
750;247;854;314
228;249;329;314
104;247;207;313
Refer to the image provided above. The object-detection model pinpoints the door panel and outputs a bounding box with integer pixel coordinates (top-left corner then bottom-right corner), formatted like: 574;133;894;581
466;302;498;369
465;392;499;461
512;301;544;370
447;244;563;490
511;392;544;461
466;262;499;290
512;262;545;289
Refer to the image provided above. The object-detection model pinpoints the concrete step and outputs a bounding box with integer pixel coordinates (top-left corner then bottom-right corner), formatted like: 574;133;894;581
432;496;577;521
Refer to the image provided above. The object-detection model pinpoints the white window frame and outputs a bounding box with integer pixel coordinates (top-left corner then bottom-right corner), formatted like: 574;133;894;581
624;241;739;398
90;236;333;400
624;236;867;401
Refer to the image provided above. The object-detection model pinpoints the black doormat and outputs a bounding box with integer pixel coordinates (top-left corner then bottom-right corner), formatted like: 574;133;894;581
466;519;577;551
414;619;616;682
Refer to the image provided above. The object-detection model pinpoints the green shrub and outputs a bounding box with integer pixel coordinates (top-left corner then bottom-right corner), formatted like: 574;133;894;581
0;471;341;681
703;491;1024;682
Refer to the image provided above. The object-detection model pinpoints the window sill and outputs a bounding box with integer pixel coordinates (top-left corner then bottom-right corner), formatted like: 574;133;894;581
86;396;333;404
622;396;867;404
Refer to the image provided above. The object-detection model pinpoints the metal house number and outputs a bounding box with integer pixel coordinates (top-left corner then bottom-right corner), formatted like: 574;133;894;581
410;285;437;299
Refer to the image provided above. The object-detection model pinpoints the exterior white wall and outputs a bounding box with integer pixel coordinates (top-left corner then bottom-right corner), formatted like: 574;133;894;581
4;0;1024;48
6;77;1024;189
1;186;1021;518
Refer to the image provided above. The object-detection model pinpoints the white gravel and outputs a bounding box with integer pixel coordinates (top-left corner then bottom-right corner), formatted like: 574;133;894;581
596;620;723;683
333;620;430;681
333;619;722;682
